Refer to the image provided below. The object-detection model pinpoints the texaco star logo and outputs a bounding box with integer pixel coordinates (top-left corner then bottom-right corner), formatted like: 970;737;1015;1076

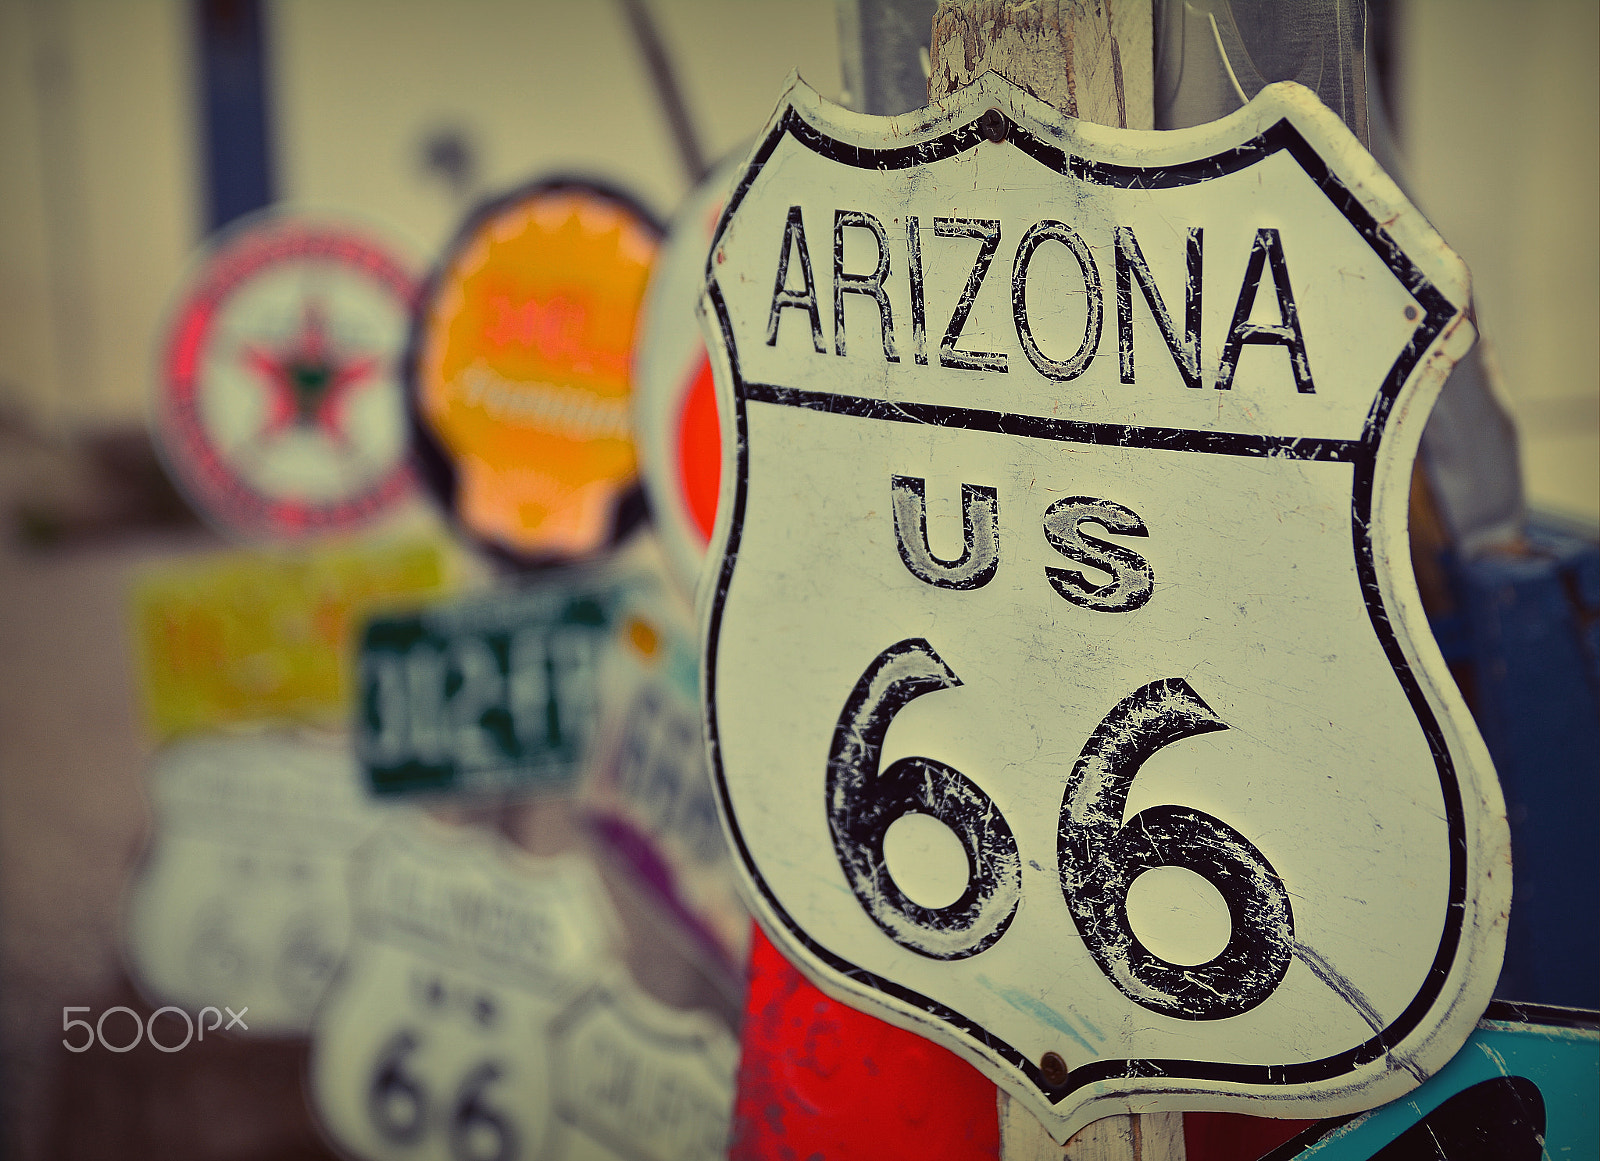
245;299;380;449
156;218;417;539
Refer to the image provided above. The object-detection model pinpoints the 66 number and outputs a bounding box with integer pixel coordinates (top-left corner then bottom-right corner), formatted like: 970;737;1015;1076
826;638;1294;1021
368;1031;517;1161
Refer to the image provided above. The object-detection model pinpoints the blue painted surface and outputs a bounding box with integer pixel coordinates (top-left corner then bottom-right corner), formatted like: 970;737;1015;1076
1451;519;1600;1009
1285;1007;1598;1160
195;0;276;231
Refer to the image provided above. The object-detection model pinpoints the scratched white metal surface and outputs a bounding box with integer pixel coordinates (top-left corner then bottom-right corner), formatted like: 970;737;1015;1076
697;73;1509;1142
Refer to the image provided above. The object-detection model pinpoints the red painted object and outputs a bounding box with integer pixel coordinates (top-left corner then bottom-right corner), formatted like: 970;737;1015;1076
676;353;721;544
731;925;1001;1160
1183;1111;1317;1160
731;926;1319;1158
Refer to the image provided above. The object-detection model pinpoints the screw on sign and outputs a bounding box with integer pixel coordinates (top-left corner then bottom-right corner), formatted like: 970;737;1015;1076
698;73;1509;1143
154;212;418;540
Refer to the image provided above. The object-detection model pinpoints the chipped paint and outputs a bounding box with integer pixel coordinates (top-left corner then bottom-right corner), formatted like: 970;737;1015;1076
698;71;1509;1143
1059;678;1294;1020
826;639;1022;960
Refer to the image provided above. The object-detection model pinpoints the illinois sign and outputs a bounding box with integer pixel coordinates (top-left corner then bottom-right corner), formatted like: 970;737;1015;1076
697;74;1510;1141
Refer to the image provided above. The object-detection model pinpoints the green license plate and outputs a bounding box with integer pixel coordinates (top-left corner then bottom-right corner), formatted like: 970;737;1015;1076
357;582;620;797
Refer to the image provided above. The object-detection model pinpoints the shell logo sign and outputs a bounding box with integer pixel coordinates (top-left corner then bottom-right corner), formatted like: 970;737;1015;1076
413;183;661;562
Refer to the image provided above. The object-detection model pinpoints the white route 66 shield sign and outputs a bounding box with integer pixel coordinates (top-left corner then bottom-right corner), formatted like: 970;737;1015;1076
697;74;1510;1141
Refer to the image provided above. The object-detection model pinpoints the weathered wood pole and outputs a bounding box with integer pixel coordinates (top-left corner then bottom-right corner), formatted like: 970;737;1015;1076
929;0;1152;130
926;4;1182;1158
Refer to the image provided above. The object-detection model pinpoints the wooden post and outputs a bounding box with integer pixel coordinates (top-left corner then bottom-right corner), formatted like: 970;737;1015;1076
929;0;1152;130
927;5;1180;1157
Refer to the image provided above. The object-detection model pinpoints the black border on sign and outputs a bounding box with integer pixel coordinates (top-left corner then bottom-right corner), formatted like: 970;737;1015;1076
702;100;1477;1105
403;176;664;572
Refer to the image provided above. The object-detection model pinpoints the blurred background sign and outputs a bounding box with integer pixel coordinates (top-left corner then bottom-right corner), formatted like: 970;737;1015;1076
131;537;447;739
0;2;1593;1160
408;181;661;564
152;211;420;541
125;728;405;1036
357;573;626;799
631;152;741;599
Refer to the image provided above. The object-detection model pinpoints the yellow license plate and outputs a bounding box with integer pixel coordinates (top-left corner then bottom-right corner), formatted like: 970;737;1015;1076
131;540;448;739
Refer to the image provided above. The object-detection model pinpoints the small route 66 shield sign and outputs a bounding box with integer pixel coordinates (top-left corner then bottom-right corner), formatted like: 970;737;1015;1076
125;728;401;1035
309;821;617;1161
309;820;737;1161
698;75;1510;1140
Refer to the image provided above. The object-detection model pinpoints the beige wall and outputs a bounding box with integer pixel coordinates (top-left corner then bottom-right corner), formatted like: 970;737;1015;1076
270;0;843;260
1400;0;1599;522
0;0;197;432
0;0;1592;520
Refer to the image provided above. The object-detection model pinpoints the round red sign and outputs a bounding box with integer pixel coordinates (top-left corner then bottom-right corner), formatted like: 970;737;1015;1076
633;155;740;596
155;214;418;540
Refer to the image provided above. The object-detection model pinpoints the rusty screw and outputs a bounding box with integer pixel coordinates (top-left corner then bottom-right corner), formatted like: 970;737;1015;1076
1040;1051;1069;1087
979;108;1008;144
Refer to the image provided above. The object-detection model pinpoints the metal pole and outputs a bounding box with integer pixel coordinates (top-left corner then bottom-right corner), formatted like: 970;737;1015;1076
617;0;709;185
837;0;942;116
919;4;1171;1156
